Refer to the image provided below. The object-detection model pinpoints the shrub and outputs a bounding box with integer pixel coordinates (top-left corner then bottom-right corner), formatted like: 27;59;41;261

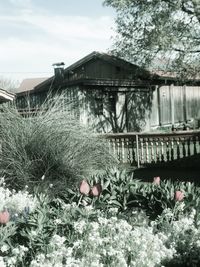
0;95;115;194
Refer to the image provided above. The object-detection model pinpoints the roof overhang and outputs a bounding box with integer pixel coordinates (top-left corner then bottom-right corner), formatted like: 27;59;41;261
0;88;15;102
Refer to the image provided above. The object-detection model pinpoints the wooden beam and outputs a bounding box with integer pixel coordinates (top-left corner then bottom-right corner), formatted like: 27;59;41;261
169;84;174;125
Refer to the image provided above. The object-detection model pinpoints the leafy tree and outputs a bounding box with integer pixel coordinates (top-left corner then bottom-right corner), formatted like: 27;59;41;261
104;0;200;78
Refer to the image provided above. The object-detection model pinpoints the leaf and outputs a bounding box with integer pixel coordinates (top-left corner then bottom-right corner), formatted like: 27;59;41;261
103;180;110;190
108;200;122;208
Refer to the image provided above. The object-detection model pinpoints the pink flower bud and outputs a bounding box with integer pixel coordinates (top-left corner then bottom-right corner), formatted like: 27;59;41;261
175;191;184;201
153;176;160;185
0;211;10;224
90;183;102;197
79;180;90;195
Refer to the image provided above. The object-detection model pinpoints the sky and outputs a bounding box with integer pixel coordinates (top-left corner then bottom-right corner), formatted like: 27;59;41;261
0;0;115;83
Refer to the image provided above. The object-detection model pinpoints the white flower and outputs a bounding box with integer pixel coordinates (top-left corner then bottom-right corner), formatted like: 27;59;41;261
74;220;86;234
54;218;62;225
30;230;38;237
1;244;9;253
0;257;6;267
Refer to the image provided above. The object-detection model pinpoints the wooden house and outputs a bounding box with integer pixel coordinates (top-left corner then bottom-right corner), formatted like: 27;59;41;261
15;51;200;133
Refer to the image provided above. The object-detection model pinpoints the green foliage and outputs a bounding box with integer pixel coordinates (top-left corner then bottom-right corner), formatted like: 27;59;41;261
156;208;200;267
0;95;115;194
104;0;200;77
65;168;200;220
62;168;138;210
127;179;196;219
1;183;200;266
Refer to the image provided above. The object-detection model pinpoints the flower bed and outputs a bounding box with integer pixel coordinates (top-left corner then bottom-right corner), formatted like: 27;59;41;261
0;173;200;267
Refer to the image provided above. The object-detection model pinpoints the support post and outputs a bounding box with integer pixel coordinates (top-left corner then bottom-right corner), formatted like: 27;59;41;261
169;84;174;125
157;86;162;126
183;85;187;122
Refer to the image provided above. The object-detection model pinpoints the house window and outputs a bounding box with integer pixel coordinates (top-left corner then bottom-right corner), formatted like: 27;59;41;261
108;92;116;114
94;96;103;115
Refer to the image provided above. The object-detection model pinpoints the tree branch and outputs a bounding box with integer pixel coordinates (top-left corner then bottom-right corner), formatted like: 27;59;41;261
174;48;200;53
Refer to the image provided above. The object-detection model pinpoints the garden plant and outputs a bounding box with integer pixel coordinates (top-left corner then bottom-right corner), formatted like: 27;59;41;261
0;98;200;266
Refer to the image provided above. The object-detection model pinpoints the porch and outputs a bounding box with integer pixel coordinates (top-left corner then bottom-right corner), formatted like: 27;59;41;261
104;130;200;168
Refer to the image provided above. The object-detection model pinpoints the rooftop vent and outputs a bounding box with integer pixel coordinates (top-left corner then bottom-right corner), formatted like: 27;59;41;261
52;62;65;81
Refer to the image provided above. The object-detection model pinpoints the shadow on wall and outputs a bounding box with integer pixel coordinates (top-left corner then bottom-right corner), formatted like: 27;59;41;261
81;88;153;133
133;154;200;185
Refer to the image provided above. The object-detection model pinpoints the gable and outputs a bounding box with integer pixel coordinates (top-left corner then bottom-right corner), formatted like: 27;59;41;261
17;51;155;96
63;55;151;82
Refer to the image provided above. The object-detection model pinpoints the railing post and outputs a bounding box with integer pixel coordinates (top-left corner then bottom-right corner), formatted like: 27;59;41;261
136;134;140;168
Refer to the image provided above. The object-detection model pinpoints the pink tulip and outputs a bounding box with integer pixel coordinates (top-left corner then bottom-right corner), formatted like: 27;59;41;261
0;211;10;224
90;183;102;197
153;176;160;185
79;180;90;195
175;191;184;201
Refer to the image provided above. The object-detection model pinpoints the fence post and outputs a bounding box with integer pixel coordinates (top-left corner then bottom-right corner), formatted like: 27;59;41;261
136;134;140;168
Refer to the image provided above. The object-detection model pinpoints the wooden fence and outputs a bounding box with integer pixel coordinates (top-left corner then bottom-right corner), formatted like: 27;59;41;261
104;130;200;168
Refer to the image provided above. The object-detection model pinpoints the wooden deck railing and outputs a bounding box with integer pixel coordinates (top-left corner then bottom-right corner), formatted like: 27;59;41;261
104;130;200;167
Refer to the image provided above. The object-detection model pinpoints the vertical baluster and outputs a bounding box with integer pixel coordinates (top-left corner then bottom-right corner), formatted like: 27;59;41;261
145;138;149;163
140;138;144;165
151;141;155;163
117;138;121;162
171;139;174;160
124;138;127;163
193;136;197;155
156;141;160;163
166;140;170;161
182;137;186;158
177;139;180;159
108;138;112;155
161;140;165;162
187;138;191;156
131;139;136;164
127;139;131;164
113;138;116;159
115;138;119;161
121;138;125;163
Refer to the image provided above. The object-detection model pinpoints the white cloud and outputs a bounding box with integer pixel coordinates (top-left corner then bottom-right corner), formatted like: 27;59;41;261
8;0;32;7
0;7;114;81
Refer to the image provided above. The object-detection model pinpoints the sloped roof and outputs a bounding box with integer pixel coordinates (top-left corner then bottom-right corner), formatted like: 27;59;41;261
63;51;149;73
30;51;153;93
0;88;15;102
17;77;49;93
19;51;191;96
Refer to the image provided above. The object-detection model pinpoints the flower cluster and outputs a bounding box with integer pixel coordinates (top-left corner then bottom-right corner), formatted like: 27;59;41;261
79;179;102;197
0;178;38;224
153;176;184;201
29;206;174;267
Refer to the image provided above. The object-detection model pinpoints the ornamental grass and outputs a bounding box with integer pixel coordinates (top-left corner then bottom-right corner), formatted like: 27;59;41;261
0;94;115;195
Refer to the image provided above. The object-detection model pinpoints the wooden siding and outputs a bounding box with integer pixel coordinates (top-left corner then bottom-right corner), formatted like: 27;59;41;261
63;58;142;82
148;85;200;130
186;86;200;120
16;84;200;133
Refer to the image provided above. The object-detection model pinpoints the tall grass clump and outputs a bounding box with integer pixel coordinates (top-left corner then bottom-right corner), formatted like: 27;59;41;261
0;94;116;194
